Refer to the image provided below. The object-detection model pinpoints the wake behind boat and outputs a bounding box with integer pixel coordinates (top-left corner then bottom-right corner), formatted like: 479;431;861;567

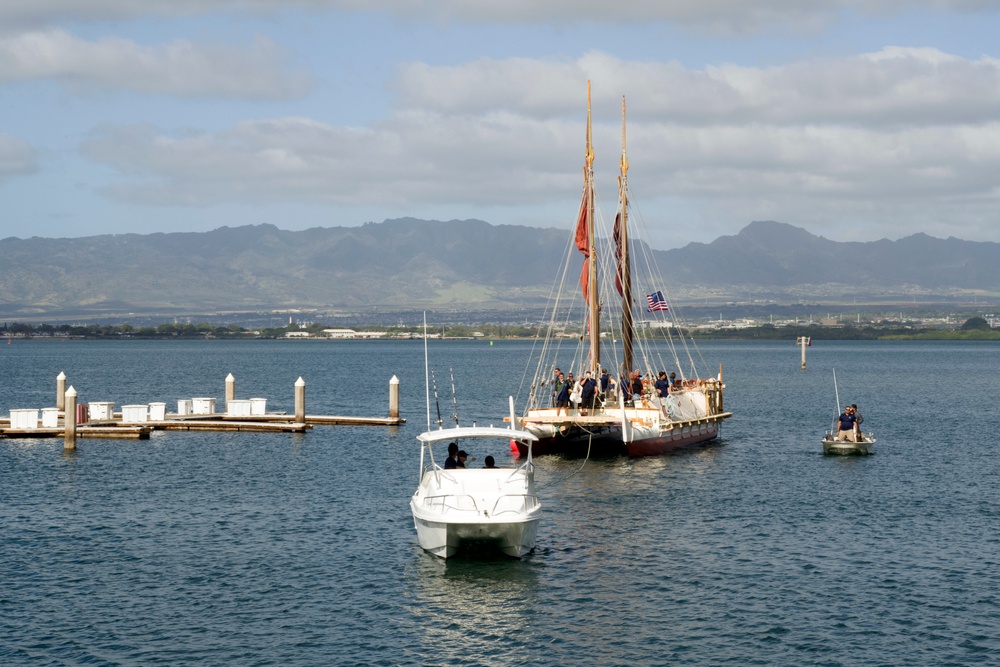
410;426;541;558
508;84;732;457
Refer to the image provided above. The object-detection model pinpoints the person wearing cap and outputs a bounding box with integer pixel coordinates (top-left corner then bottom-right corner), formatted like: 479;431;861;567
456;450;469;468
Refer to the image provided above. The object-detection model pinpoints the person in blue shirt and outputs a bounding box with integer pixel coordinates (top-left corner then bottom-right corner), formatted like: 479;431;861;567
837;406;858;441
555;372;570;416
654;371;672;417
580;371;598;415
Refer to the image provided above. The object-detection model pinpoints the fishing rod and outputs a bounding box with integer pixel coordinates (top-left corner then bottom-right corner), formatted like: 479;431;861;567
449;367;459;426
430;370;443;426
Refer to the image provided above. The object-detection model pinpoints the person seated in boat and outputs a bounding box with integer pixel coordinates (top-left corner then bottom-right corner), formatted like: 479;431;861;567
457;450;470;468
484;455;496;469
580;371;597;415
669;372;678;389
444;442;460;469
837;406;857;442
555;372;570;416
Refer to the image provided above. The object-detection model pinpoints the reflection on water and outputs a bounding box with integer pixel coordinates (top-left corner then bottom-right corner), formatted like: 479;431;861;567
404;551;541;664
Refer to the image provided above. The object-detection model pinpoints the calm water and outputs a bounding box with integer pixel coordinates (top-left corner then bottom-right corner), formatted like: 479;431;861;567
1;339;998;666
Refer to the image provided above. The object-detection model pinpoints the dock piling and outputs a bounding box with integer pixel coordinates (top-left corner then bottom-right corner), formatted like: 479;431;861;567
56;372;66;411
295;377;305;423
225;373;235;403
64;386;77;450
389;375;399;419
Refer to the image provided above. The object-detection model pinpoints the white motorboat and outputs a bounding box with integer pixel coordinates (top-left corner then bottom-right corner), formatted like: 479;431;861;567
410;426;541;558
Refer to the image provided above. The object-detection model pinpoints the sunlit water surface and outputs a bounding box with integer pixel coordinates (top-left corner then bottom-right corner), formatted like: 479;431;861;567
2;339;998;665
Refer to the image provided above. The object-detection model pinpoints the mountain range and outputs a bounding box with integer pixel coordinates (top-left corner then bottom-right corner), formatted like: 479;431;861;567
1;219;997;318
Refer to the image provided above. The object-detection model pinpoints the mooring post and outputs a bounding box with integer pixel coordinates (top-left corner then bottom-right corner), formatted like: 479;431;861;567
64;386;77;451
294;377;306;423
389;375;400;419
226;373;236;404
56;371;66;411
797;336;810;370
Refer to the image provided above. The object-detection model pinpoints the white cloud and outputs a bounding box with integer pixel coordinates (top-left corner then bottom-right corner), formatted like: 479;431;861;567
0;135;39;183
1;0;996;31
0;29;311;98
395;48;1000;126
77;47;1000;245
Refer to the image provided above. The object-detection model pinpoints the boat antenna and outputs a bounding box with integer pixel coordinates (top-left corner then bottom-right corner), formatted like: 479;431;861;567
423;312;431;430
449;367;459;426
832;368;841;434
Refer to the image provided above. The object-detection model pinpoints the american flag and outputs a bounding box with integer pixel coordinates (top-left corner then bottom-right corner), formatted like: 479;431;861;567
646;291;669;312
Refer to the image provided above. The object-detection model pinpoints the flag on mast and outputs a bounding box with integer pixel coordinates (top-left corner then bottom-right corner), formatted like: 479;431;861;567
646;291;669;312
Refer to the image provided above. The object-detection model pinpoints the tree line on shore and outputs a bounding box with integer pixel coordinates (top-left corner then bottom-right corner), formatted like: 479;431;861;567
2;318;996;341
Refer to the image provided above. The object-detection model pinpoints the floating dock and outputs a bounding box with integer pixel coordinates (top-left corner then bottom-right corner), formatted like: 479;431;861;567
1;373;405;447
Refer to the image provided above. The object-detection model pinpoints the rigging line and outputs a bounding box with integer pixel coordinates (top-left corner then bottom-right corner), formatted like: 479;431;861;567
538;430;593;491
520;222;579;409
626;189;706;379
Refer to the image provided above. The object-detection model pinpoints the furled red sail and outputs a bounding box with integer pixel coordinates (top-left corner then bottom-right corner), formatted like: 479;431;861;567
574;183;590;303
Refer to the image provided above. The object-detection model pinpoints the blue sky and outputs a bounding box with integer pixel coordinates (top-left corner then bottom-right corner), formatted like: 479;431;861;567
1;1;999;249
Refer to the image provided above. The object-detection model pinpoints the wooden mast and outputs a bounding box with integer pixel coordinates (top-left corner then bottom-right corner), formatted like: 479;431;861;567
619;95;634;379
586;82;600;374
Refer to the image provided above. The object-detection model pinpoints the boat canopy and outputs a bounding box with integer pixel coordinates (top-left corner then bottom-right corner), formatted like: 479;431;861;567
417;426;538;445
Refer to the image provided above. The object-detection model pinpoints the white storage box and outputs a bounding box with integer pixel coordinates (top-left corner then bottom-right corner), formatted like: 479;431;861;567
192;398;216;415
149;402;166;421
227;399;252;417
10;409;39;429
121;405;148;422
90;402;116;420
250;398;267;415
41;408;59;428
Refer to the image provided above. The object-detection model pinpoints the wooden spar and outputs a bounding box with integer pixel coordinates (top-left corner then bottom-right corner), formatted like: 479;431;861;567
585;81;600;374
718;363;724;412
619;95;635;379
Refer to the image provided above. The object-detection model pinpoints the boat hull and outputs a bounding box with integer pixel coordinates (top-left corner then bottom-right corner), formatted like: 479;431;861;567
411;512;540;558
822;437;874;456
515;418;724;457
